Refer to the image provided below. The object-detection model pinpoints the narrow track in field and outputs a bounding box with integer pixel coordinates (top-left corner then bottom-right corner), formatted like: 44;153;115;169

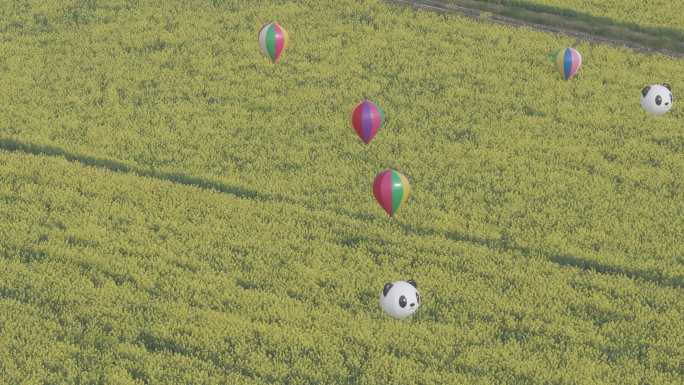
386;0;684;58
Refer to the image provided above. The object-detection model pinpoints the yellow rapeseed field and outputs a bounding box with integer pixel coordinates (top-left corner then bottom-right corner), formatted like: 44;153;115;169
0;1;682;384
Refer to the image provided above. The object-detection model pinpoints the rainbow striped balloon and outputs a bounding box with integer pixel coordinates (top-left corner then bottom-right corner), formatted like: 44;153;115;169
351;100;384;144
554;47;582;80
373;170;410;217
258;22;288;62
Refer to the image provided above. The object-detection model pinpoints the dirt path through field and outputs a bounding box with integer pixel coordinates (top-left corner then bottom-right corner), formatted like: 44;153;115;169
386;0;684;58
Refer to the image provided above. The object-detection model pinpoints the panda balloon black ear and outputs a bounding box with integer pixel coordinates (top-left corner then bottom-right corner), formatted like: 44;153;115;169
408;280;417;288
642;86;651;97
663;83;672;91
383;283;393;297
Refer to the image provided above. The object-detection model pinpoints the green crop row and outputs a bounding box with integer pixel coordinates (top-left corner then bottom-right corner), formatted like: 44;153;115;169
0;0;683;383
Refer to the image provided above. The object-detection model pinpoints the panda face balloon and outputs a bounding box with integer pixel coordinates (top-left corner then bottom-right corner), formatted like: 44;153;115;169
380;280;421;320
641;84;673;115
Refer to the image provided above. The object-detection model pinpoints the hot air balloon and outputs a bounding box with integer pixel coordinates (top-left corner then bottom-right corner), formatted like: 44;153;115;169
258;22;288;62
552;47;582;80
351;100;384;144
373;170;410;217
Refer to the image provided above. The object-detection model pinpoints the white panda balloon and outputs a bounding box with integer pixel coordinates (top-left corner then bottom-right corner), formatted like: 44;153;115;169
641;83;673;115
380;280;421;320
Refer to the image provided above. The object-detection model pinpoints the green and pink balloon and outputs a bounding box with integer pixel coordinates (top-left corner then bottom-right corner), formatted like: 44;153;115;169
258;22;288;63
373;170;411;217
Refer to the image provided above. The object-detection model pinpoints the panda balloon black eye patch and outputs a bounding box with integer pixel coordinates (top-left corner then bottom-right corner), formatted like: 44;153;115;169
642;86;651;97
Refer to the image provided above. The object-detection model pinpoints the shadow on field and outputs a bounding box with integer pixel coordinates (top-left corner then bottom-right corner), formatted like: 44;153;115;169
330;206;682;290
395;220;683;290
2;137;681;290
0;138;281;203
548;253;683;288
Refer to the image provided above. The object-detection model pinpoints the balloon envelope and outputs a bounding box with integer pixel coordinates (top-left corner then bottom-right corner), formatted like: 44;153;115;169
351;100;384;144
373;170;410;217
554;47;581;80
259;22;288;62
641;84;673;115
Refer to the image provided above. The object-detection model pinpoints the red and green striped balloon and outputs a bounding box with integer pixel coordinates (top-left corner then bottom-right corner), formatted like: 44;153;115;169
258;22;288;62
373;170;411;217
351;100;384;144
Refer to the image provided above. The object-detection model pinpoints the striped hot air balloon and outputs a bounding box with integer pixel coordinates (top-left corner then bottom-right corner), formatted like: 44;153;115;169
351;100;384;144
373;170;410;217
554;47;582;80
258;22;288;62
